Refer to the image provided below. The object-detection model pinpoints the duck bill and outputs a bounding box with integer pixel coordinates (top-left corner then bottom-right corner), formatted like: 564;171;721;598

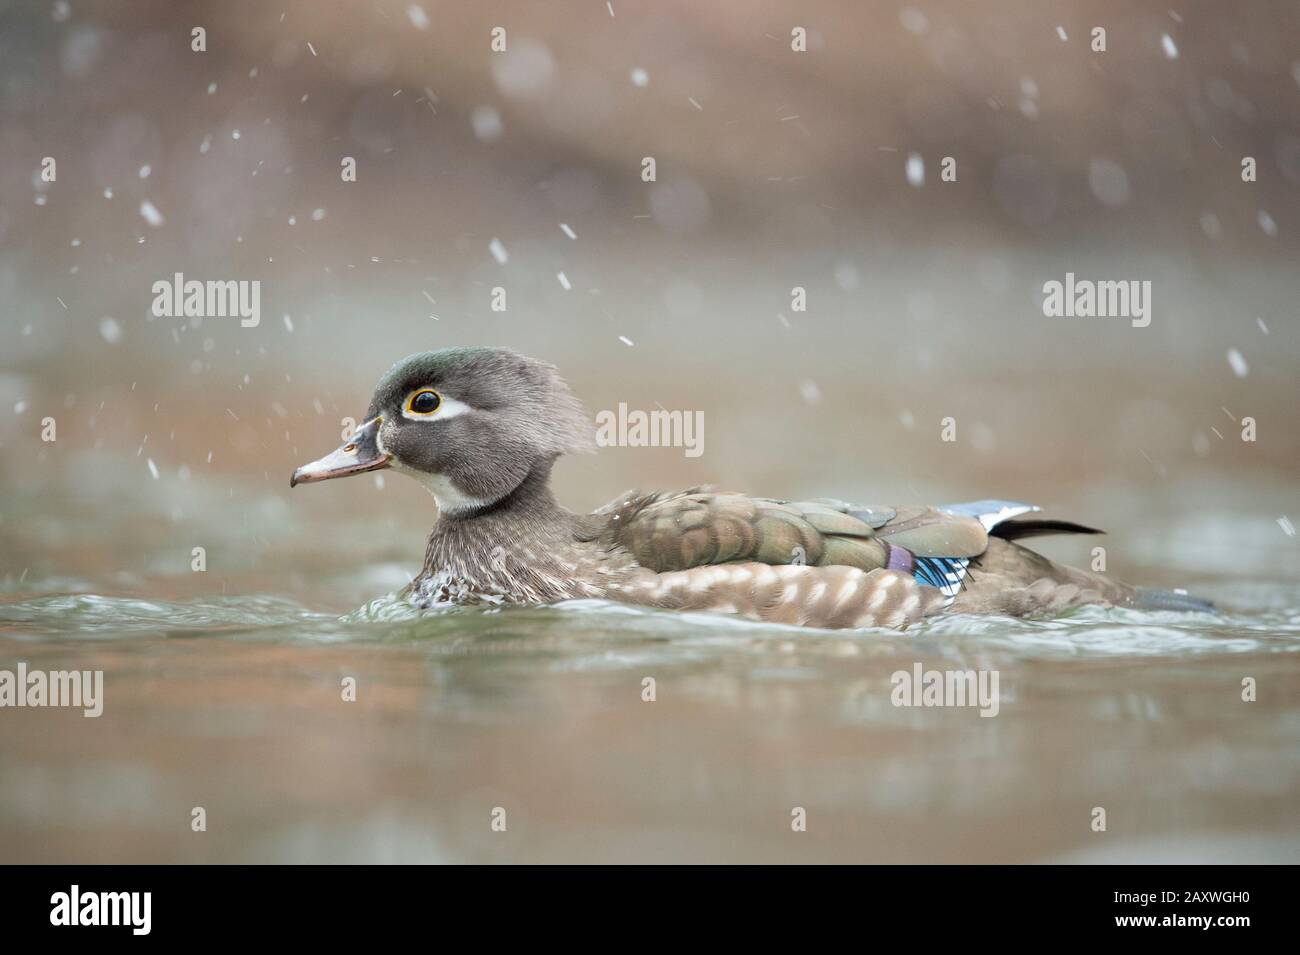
290;417;391;487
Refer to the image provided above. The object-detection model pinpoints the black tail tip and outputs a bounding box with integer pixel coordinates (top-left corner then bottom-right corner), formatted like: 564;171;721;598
1131;588;1216;614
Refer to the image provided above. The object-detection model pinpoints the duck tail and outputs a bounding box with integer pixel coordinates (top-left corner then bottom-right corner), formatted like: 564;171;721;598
989;518;1104;540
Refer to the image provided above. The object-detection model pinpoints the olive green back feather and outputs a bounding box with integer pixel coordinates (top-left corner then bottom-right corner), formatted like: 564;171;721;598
597;489;989;573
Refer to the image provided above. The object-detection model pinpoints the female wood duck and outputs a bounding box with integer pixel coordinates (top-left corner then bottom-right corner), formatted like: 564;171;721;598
291;347;1210;629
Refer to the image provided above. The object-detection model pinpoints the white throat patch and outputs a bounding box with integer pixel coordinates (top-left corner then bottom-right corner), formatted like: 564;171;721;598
376;408;493;516
389;459;493;515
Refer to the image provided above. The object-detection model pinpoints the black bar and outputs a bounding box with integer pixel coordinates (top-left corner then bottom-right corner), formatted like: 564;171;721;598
3;866;1282;941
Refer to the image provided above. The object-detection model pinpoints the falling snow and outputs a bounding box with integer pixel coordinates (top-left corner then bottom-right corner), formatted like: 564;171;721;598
139;200;164;227
407;5;430;31
906;153;925;188
1226;348;1249;378
6;1;1299;868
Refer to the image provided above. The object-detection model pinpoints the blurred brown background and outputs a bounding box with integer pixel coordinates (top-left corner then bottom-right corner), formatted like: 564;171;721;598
1;0;1297;605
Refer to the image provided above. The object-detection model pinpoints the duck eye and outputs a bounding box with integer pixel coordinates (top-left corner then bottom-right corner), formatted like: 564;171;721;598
407;389;441;415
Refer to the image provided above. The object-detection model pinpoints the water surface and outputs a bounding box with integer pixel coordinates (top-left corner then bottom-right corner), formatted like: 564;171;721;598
3;571;1297;864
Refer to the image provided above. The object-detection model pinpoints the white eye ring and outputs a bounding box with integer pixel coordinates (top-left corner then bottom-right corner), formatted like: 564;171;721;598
400;394;474;422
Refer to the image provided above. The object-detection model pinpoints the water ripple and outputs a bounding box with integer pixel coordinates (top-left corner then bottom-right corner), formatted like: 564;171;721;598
1;588;1296;660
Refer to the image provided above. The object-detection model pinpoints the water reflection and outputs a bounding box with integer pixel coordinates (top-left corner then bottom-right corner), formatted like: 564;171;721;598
1;584;1296;863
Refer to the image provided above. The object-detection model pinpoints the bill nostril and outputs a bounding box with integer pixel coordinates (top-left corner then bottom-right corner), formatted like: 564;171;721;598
343;443;357;454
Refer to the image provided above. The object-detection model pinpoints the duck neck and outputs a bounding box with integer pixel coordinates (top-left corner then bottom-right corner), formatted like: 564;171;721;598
421;458;573;582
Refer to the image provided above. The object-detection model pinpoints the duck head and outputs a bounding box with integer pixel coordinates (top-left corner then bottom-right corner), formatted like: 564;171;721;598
290;347;593;515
